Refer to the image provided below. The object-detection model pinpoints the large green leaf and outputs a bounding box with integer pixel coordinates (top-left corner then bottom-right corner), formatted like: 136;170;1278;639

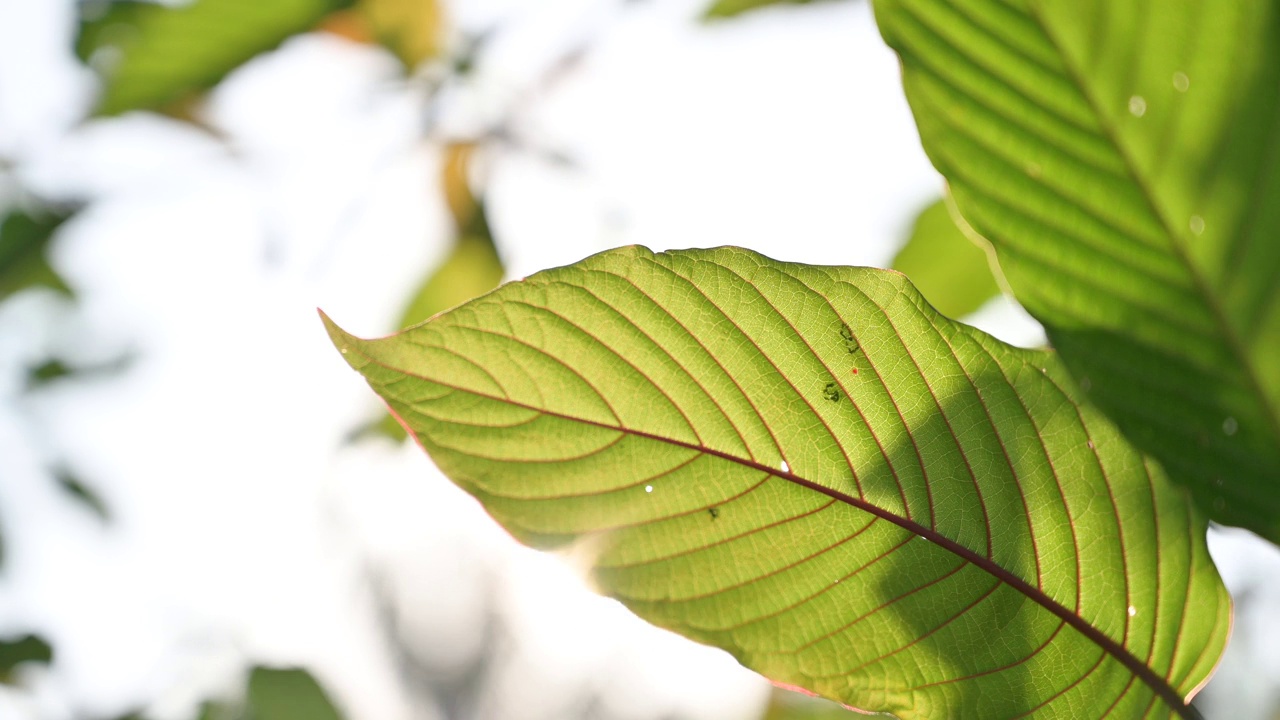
872;0;1280;541
891;198;1002;319
325;246;1229;718
77;0;351;116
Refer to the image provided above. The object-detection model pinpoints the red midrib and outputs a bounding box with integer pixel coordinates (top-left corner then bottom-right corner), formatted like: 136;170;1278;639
354;346;1194;717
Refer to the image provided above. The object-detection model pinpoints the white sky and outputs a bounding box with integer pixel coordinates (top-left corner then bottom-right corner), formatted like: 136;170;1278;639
0;0;1275;719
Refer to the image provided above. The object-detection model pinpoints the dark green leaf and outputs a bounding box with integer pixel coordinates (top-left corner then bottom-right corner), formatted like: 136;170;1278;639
0;635;52;684
325;245;1229;718
54;469;111;523
874;0;1280;543
77;0;352;116
0;209;72;302
891;198;1001;319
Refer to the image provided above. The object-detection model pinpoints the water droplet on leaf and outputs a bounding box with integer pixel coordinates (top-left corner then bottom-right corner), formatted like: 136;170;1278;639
1190;215;1205;235
1128;606;1137;617
1173;72;1190;92
1223;416;1238;436
1079;376;1092;392
1128;95;1147;117
645;485;653;493
780;460;790;472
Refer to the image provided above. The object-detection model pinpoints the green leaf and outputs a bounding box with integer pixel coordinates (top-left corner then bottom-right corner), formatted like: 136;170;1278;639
77;0;351;116
324;246;1229;718
54;469;111;523
246;667;343;720
0;635;52;684
702;0;840;20
873;0;1280;542
891;198;1002;319
0;209;71;302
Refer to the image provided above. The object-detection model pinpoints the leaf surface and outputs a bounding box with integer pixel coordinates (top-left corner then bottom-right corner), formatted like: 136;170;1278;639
873;0;1280;541
891;198;1001;319
77;0;350;116
325;246;1229;718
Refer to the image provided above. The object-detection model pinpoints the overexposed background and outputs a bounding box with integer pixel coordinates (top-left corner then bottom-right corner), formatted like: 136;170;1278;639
0;0;1274;718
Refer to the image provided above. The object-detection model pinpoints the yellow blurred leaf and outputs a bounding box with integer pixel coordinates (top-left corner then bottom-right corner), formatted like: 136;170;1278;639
358;0;445;70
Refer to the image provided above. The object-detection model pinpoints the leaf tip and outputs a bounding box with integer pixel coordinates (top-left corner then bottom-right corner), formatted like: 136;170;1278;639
318;309;363;367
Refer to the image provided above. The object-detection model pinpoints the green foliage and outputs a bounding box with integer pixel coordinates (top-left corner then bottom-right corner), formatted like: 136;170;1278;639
54;469;111;523
326;246;1229;718
874;0;1280;543
0;635;52;684
891;198;1001;319
244;667;344;720
77;0;352;116
702;0;841;20
0;209;72;302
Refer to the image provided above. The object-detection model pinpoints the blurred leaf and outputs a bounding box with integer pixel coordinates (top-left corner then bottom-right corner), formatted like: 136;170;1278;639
77;0;353;116
762;688;855;719
54;469;111;523
26;359;73;387
247;667;343;720
315;8;375;44
702;0;840;20
890;198;1001;319
394;226;502;330
0;209;72;302
358;0;445;71
441;143;478;230
24;352;135;391
0;635;52;684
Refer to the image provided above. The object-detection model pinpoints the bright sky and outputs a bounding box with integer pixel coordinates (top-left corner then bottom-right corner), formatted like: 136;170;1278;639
0;1;1276;719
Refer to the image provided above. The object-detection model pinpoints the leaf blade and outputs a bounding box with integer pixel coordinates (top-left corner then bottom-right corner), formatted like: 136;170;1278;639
324;246;1229;718
872;0;1280;541
78;0;351;116
891;197;1002;319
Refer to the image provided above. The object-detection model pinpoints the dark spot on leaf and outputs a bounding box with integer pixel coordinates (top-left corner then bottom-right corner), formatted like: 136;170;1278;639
823;382;840;403
839;322;859;354
708;507;720;520
850;368;859;375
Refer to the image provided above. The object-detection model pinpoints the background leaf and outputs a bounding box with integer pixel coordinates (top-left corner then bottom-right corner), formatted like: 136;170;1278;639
0;209;72;302
702;0;844;21
0;635;52;684
246;667;344;720
891;197;1001;320
873;0;1280;542
325;246;1229;718
77;0;352;116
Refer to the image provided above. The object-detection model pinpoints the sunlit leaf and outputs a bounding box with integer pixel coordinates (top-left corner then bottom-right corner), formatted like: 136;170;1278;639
702;0;842;20
0;635;52;684
874;0;1280;543
891;198;1001;320
247;667;343;720
0;209;72;302
357;0;445;71
77;0;352;116
325;246;1229;718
